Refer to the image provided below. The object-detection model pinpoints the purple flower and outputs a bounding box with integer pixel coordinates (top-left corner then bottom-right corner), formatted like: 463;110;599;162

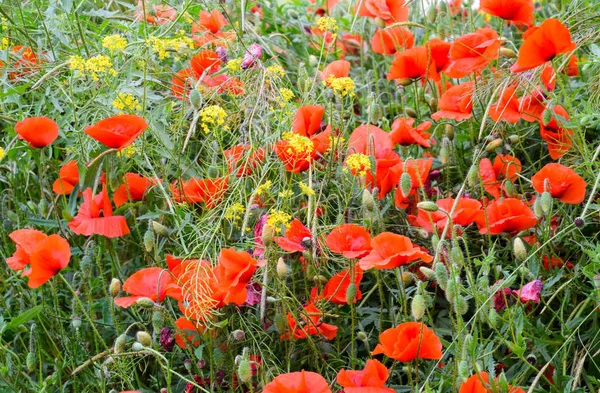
241;43;262;69
513;280;543;304
245;281;262;306
253;214;268;259
216;46;228;63
160;327;175;352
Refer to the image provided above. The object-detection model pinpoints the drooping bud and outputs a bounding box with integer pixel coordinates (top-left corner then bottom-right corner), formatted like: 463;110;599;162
513;238;527;262
431;234;440;251
313;275;328;285
467;164;479;188
435;263;448;290
346;283;357;304
136;331;152;347
485;138;503;152
400;172;412;197
357;331;368;342
231;329;246;341
401;272;414;284
499;47;517;58
445;124;454;140
143;229;154;253
26;352;35;372
397;78;413;87
374;17;386;29
428;97;438;112
109;278;121;297
439;146;449;165
136;297;156;308
417;201;439;212
420;266;436;280
411;294;426;320
455;295;468;315
151;220;169;236
237;359;253;383
426;4;437;23
132;342;144;351
362;188;375;212
405;108;418;118
276;257;289;279
450;245;464;266
114;334;129;354
445;279;457;303
189;89;202;110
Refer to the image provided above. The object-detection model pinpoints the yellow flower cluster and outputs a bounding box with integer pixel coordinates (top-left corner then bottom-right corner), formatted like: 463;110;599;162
0;37;10;50
68;54;117;81
146;34;194;60
278;88;294;107
117;145;138;158
199;105;226;134
255;180;272;196
316;16;338;33
226;58;242;72
102;34;127;51
0;146;5;161
278;190;293;198
345;153;371;177
225;202;246;223
299;182;315;196
0;17;6;32
267;210;292;233
113;92;142;112
327;76;355;97
282;132;314;155
267;64;285;78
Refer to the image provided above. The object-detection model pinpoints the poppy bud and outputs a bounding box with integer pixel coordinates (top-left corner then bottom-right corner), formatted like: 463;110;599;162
143;229;154;253
26;352;35;372
136;331;152;347
405;108;418;118
237;359;253;383
438;1;448;14
444;124;454;140
439;146;449;165
431;234;440;251
62;209;73;222
435;263;448;290
151;220;169;236
136;297;156;308
467;164;479;188
261;224;274;247
426;4;437;23
485;138;503;152
455;295;468;315
374;17;386;29
417;201;438;212
488;309;498;327
152;310;164;332
419;266;435;280
266;296;278;303
189;89;202;110
542;108;553;125
313;275;328;285
508;134;519;144
411;294;426;321
428;97;438;112
287;9;299;19
231;329;246;341
513;238;527;262
357;331;368;342
369;101;383;123
72;316;82;329
362;188;375;212
540;191;552;215
274;313;286;334
450;245;463;266
533;196;544;219
401;272;414;284
114;334;128;354
308;55;318;67
395;78;413;87
400;172;412;197
132;342;144;352
276;257;289;279
504;180;516;197
80;255;92;277
346;283;357;304
499;47;517;58
109;278;121;297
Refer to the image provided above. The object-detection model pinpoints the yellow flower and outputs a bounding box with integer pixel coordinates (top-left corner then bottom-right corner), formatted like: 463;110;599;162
316;16;338;33
102;34;127;51
346;153;371;177
117;145;138;158
199;105;227;134
282;132;314;155
227;58;243;72
225;203;246;222
279;88;294;106
327;76;355;97
69;55;116;81
267;64;285;78
299;182;315;196
266;210;292;233
146;36;194;60
0;37;10;50
0;146;5;161
113;92;141;112
256;181;272;196
278;190;293;198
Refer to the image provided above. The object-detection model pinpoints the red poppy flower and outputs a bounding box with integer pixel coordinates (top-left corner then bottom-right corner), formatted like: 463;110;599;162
519;89;546;122
320;60;351;84
431;82;474;121
292;105;325;136
212;248;265;305
479;0;534;27
190;50;222;76
531;163;586;204
274;137;315;173
135;1;176;24
196;9;228;34
171;177;229;208
52;160;79;195
390;117;432;148
224;145;265;177
326;224;372;259
174;317;205;349
372;322;442;362
171;68;195;100
6;229;70;288
15;117;59;148
541;63;557;91
371;27;414;56
274;219;312;252
480;154;522;198
85;114;148;150
337;359;394;392
355;0;409;25
408;197;484;234
539;105;573;160
68;187;130;238
459;372;525;393
281;303;338;340
113;173;156;207
114;267;173;308
489;85;521;123
542;255;574;270
478;198;537;234
425;38;452;74
444;28;501;78
263;370;332;393
565;55;579;76
387;46;437;81
338;33;364;54
359;232;433;270
8;46;44;79
323;267;364;304
510;18;576;73
367;149;402;199
348;124;394;155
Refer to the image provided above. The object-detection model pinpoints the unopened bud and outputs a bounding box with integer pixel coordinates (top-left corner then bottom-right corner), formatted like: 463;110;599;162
439;147;449;165
276;257;289;279
72;316;82;329
485;138;503;152
450;245;464;265
136;331;152;347
152;310;164;332
499;47;517;58
308;55;318;67
417;201;439;212
151;220;169;236
362;189;375;211
458;360;470;381
426;4;437;23
445;279;457;303
540;191;552;215
411;294;426;320
455;295;468;315
504;180;516;196
287;9;299;19
405;108;418;118
467;164;479;188
261;224;274;247
401;272;414;284
132;342;144;351
114;334;128;354
420;266;436;280
397;78;413;87
374;17;386;29
143;229;154;253
26;352;35;372
508;134;519;144
62;210;73;222
313;275;328;285
357;331;368;342
345;283;357;304
237;359;253;383
189;89;202;110
533;196;544;219
109;278;121;297
274;313;286;334
513;238;527;262
136;297;156;308
445;124;454;140
400;172;412;197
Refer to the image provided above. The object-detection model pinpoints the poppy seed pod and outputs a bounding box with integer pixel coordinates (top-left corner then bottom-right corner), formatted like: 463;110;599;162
400;172;412;197
237;359;253;383
513;238;528;261
136;331;152;347
109;278;121;297
417;201;439;212
276;257;289;279
411;294;425;320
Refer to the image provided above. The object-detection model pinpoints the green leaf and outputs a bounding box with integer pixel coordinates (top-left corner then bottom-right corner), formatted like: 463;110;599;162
3;306;43;334
194;345;205;360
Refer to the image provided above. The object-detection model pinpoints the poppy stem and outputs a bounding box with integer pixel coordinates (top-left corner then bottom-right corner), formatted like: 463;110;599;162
86;148;116;168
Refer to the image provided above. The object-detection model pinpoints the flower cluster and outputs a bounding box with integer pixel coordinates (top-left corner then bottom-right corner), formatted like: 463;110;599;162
68;54;117;81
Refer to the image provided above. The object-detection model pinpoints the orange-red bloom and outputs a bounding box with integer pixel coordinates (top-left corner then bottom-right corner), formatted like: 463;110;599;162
478;198;537;234
85;115;148;150
367;149;402;199
539;105;573;160
224;145;265;177
197;9;228;34
355;0;409;25
52;160;79;195
263;370;332;393
292;105;325;136
212;248;264;305
408;197;484;234
371;27;414;56
489;85;521;123
15;117;59;148
68;187;130;238
337;359;395;392
170;177;229;208
320;60;351;83
444;28;501;78
113;173;156;207
171;68;196;100
348;124;394;155
326;224;372;259
359;232;433;270
274;219;312;252
281;303;338;340
426;38;452;75
7;229;70;288
190;50;222;76
459;372;525;393
390;117;432;148
372;322;442;362
479;0;534;27
431;82;474;121
322;267;363;304
531;163;586;204
510;18;576;73
135;1;176;24
114;267;173;308
480;154;522;199
387;46;436;81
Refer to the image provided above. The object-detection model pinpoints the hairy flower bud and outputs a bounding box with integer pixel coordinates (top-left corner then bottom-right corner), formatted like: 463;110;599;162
400;172;412;197
274;313;287;335
374;17;386;29
109;278;121;297
426;4;437;23
276;257;289;279
467;164;479;188
540;191;553;216
151;220;169;236
346;283;357;304
237;359;253;383
420;266;436;280
411;294;426;321
136;331;152;347
261;224;274;247
26;352;35;373
136;297;156;308
114;334;128;354
435;263;448;290
485;138;503;152
513;238;527;262
143;229;154;253
499;47;517;58
417;201;439;212
189;89;202;110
